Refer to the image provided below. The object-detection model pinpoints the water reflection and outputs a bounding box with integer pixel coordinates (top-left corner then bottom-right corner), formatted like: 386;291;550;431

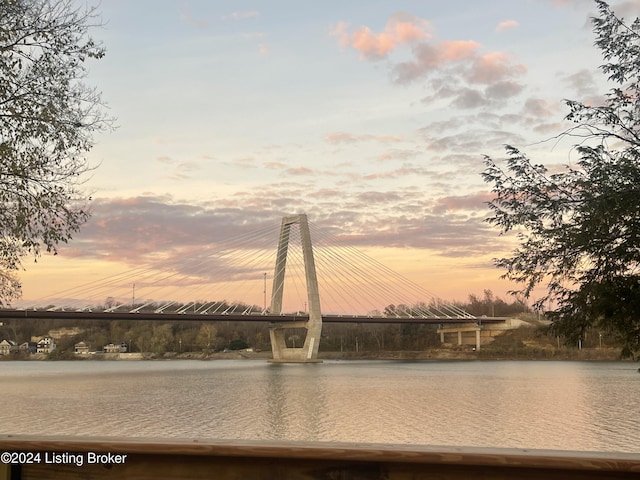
1;360;638;452
265;364;328;441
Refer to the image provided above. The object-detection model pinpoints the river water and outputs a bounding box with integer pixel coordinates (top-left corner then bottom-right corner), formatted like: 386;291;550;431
1;360;638;452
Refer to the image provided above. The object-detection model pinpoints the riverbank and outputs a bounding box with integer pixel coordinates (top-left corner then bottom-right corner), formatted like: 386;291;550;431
320;347;626;361
2;321;630;362
181;345;628;361
150;345;628;361
1;346;628;361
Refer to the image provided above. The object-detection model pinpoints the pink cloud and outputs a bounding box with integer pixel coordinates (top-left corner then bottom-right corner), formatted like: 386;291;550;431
376;149;420;162
432;192;495;214
495;20;519;32
350;27;396;58
285;167;314;176
466;52;527;84
330;13;432;60
440;40;481;62
362;166;427;180
334;11;528;97
263;161;287;169
394;23;428;42
50;190;512;303
306;188;342;198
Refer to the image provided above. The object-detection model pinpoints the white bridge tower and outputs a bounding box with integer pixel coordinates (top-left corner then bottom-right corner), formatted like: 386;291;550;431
268;214;322;363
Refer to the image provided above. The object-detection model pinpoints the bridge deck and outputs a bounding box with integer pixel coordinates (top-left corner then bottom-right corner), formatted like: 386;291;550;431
0;309;505;324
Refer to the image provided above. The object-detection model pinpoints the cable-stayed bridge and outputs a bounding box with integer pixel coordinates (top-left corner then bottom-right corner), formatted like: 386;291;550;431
0;214;504;362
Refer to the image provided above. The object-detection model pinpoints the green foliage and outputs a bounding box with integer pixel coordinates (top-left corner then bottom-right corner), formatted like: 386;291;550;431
228;338;249;350
149;324;174;355
0;0;112;304
482;1;640;357
195;324;217;351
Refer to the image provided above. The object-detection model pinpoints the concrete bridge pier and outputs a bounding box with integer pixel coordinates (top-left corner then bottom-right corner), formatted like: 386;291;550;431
438;324;482;351
268;214;323;363
268;320;322;363
438;317;522;351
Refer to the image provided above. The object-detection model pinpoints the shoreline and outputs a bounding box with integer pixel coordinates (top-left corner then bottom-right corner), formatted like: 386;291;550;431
2;347;630;362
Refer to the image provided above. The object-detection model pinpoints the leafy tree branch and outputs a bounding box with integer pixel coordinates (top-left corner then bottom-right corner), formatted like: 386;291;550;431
482;0;640;357
0;0;114;305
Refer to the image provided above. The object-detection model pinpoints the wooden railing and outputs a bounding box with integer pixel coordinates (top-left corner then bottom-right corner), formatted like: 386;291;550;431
1;435;639;479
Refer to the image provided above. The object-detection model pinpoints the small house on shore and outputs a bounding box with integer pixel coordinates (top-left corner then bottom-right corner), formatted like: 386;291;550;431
103;342;127;353
35;337;56;354
74;341;91;355
0;339;17;355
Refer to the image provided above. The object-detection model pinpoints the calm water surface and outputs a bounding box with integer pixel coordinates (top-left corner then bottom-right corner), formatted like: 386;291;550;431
1;360;638;452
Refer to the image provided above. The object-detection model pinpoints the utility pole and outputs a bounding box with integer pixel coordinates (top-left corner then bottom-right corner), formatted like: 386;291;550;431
263;273;267;312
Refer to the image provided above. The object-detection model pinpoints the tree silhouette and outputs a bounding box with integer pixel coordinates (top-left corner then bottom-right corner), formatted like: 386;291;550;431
0;0;113;304
483;1;640;356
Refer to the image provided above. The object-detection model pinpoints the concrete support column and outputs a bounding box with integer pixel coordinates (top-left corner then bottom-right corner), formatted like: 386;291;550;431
457;330;462;346
299;214;322;361
475;327;481;351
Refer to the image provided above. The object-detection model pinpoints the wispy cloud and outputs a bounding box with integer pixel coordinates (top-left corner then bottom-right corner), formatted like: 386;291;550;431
325;132;403;144
561;68;601;103
394;43;526;87
284;167;314;176
179;3;208;29
375;149;421;162
62;187;508;268
466;52;527;84
392;40;480;83
522;98;557;118
431;192;495;214
612;1;640;17
362;165;429;180
495;19;519;32
156;156;203;181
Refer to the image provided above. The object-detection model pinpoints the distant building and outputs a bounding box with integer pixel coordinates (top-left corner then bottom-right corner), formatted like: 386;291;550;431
0;339;18;355
74;341;91;355
103;342;127;353
36;337;56;354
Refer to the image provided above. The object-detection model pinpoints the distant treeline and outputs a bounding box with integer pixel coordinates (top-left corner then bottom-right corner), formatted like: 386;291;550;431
455;289;530;318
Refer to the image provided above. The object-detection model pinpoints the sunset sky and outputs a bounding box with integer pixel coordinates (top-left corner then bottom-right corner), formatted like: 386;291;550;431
17;0;640;309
